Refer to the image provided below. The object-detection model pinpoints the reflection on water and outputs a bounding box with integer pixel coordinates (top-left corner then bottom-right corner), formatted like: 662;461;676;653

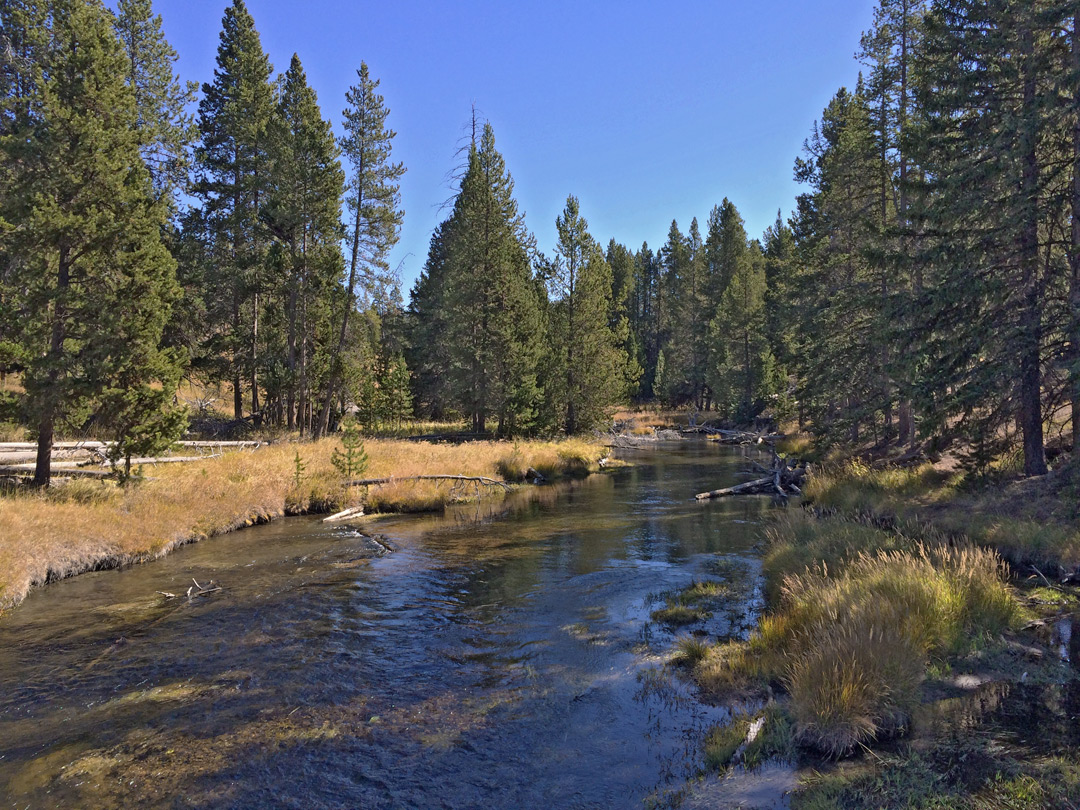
0;442;775;809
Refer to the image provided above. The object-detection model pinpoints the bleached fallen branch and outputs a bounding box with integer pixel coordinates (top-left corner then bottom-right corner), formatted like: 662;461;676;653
344;474;512;492
323;506;366;523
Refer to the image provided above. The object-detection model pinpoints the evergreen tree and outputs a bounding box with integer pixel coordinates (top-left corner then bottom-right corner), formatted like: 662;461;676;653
547;195;628;433
112;0;196;203
264;53;344;434
319;61;404;435
707;241;777;421
605;239;643;400
442;123;543;435
912;0;1066;475
0;0;185;486
407;222;454;418
193;0;275;420
792;85;884;443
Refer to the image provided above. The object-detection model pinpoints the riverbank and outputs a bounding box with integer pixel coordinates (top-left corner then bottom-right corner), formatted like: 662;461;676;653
0;437;606;613
682;451;1080;807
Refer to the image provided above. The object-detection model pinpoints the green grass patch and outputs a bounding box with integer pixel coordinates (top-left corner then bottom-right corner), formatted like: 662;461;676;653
671;635;710;666
793;745;1080;810
650;579;731;627
704;705;794;772
704;717;750;771
652;603;709;626
806;460;959;516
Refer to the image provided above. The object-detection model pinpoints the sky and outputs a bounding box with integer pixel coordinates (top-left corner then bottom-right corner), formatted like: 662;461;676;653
146;0;877;294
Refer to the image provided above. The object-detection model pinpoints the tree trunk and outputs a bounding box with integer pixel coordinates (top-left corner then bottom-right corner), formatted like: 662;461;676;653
1071;11;1080;450
900;0;916;448
1018;23;1047;476
319;161;364;437
33;246;69;488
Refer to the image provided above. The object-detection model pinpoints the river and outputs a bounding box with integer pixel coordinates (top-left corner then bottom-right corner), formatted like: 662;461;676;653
0;442;787;809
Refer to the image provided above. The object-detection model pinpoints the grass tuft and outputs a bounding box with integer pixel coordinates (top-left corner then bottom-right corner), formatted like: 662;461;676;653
694;512;1020;756
671;635;710;666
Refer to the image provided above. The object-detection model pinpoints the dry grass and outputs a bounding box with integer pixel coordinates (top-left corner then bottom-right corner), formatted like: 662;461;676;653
805;458;1080;570
0;437;606;611
611;407;690;432
805;460;959;515
693;512;1020;756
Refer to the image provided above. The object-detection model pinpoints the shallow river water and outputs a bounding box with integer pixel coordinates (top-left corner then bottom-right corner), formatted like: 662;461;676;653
0;443;783;809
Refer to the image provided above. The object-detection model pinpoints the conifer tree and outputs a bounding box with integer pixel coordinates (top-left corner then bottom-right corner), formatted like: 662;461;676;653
707;241;777;421
264;53;344;434
547;196;628;433
792;86;883;442
112;0;196;203
442;123;543;435
912;0;1063;475
605;239;644;400
407;222;454;418
0;0;185;486
193;0;275;420
319;61;404;435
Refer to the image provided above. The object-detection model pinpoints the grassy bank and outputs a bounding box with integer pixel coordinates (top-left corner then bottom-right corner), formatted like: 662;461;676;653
806;459;1080;571
0;437;604;612
692;511;1021;757
681;448;1080;806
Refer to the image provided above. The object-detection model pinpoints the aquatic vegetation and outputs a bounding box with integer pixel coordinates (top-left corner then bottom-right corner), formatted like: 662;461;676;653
651;580;730;627
703;704;794;771
671;635;710;666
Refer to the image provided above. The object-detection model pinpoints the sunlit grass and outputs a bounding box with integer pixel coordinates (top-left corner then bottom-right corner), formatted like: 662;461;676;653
693;512;1020;756
650;579;730;626
0;436;607;610
805;460;959;514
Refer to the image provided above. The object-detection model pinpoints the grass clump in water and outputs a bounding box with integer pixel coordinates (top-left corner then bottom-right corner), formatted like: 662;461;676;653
671;635;710;666
704;704;794;771
651;579;729;627
693;512;1021;757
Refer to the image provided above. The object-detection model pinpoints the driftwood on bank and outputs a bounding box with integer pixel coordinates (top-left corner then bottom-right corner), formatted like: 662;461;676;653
705;429;786;445
696;451;807;500
344;474;512;492
323;506;366;523
0;464;113;479
0;438;255;481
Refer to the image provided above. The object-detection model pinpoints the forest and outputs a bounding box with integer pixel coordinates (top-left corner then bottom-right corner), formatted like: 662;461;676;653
2;0;1080;489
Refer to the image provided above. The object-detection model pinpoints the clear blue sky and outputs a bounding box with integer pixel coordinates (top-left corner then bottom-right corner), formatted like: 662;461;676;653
148;0;876;293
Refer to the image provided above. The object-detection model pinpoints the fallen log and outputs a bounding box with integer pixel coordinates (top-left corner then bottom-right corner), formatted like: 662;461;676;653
323;506;366;523
696;448;808;499
0;464;113;478
101;454;222;466
696;476;775;499
344;474;512;492
0;441;108;451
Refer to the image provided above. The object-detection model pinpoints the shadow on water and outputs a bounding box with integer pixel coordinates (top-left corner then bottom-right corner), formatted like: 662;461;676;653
0;441;784;809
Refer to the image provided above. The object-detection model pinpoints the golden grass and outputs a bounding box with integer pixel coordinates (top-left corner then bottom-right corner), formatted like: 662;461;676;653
694;512;1020;756
805;460;959;515
0;437;606;611
611;407;690;431
805;458;1080;569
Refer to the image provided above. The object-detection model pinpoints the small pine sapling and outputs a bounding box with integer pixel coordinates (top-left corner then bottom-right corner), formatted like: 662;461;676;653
331;419;369;480
292;449;306;488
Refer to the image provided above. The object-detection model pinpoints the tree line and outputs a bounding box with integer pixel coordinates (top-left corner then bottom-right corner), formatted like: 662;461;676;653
2;0;1079;485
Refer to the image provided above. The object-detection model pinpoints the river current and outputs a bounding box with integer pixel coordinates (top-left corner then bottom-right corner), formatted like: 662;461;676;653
0;442;779;808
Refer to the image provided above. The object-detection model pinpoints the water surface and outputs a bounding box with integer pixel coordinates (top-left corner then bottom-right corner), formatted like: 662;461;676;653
0;443;775;808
